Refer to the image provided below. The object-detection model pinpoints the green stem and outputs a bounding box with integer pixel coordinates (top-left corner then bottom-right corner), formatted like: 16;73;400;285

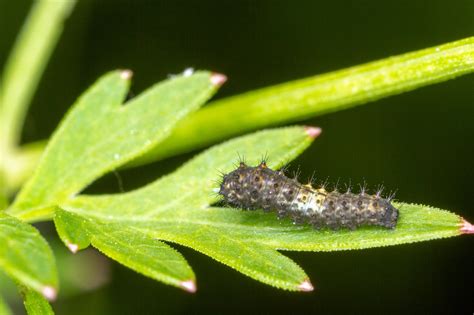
5;141;46;195
129;37;474;167
0;0;76;200
4;37;474;190
1;0;76;152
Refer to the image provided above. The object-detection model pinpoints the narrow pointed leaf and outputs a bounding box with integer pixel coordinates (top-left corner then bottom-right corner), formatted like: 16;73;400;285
56;209;307;291
255;202;465;250
156;203;464;251
9;70;221;221
19;285;54;315
54;210;195;290
130;36;474;165
64;126;318;217
0;213;57;298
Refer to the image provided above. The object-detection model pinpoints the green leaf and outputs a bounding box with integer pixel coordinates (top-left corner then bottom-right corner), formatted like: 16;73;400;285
57;126;318;291
57;202;464;290
58;126;470;290
0;212;57;299
54;208;308;292
0;294;13;315
130;36;474;166
19;285;54;315
166;203;463;252
54;210;196;292
9;70;222;222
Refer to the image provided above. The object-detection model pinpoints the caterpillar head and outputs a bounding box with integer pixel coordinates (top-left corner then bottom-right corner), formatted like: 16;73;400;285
219;162;267;208
381;202;399;229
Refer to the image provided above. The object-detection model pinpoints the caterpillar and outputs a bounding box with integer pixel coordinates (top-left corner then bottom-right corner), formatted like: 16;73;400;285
218;161;399;230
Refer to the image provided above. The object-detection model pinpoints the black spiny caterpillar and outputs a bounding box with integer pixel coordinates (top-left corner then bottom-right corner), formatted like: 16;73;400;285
218;162;399;230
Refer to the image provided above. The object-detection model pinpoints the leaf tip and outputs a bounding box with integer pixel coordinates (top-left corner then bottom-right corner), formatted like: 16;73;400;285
297;279;314;292
460;218;474;234
180;279;197;293
120;69;133;80
66;242;80;253
304;126;322;139
210;72;227;87
41;286;57;301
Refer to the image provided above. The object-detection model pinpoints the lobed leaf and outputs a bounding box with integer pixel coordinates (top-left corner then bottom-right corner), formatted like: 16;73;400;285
9;70;222;222
58;126;318;290
19;285;54;315
55;209;309;292
58;126;471;290
57;203;466;292
131;37;474;166
0;213;57;300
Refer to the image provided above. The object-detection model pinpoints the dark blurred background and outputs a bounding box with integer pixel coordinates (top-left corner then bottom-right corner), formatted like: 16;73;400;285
2;0;473;314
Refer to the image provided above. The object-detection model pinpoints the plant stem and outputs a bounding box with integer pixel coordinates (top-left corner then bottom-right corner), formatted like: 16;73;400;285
5;141;45;195
129;37;474;167
0;0;76;200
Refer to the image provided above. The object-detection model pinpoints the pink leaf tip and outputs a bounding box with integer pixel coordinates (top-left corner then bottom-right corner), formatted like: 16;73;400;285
120;69;133;80
66;242;79;253
42;286;57;301
180;279;197;293
210;73;227;86
304;126;322;139
298;279;314;292
460;219;474;234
